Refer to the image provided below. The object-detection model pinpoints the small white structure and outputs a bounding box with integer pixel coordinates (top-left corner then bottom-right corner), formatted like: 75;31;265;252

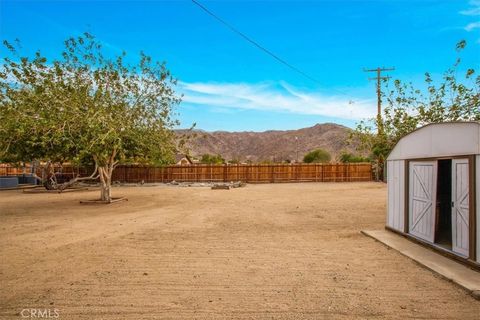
386;122;479;266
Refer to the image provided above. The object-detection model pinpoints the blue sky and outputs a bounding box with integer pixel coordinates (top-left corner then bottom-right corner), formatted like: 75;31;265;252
1;0;479;131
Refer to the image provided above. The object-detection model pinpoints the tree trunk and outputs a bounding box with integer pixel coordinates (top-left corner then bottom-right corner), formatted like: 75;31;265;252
94;149;117;203
98;166;113;202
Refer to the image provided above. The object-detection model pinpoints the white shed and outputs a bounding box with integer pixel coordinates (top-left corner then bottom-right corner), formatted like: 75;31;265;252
386;122;479;266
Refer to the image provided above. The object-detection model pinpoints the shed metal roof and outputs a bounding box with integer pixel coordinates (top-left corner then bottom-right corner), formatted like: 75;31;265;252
387;122;480;161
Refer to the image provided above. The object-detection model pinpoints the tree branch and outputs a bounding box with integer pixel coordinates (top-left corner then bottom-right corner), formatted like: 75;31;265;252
57;163;99;191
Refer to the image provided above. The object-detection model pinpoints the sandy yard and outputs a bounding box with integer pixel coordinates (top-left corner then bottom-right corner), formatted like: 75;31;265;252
0;182;478;319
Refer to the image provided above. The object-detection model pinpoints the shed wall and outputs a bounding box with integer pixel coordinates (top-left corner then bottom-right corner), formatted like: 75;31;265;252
387;160;405;232
477;155;480;263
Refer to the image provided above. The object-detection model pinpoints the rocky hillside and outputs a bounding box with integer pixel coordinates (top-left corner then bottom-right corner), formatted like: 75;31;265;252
176;123;357;163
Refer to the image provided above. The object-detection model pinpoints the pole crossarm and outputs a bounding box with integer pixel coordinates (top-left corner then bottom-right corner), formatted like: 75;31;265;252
363;67;395;134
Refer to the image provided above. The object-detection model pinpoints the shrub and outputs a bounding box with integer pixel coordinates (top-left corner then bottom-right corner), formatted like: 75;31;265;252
303;149;331;163
200;154;225;164
339;152;370;163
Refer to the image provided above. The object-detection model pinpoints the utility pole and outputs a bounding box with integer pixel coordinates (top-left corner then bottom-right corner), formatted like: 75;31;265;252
295;136;299;163
364;67;395;134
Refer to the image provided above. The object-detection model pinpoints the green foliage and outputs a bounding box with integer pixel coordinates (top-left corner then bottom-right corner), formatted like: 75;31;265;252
352;40;480;163
0;33;180;200
200;154;224;164
303;149;331;163
339;152;370;163
259;159;274;164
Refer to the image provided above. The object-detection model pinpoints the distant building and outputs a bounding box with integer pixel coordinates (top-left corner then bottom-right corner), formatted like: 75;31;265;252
175;154;193;166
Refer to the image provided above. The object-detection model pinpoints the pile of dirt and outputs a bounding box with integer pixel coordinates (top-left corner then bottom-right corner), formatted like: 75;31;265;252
168;180;246;189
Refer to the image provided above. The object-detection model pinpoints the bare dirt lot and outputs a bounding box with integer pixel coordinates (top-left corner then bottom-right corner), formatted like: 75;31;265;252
0;182;478;319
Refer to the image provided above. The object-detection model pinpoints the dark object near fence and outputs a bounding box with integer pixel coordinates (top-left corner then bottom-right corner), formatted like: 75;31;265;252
17;174;37;185
44;173;76;190
0;176;19;188
212;184;230;190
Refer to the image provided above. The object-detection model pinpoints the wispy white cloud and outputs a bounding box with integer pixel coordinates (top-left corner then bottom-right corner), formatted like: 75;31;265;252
461;1;480;36
179;81;376;120
465;21;480;31
460;0;480;16
460;7;480;16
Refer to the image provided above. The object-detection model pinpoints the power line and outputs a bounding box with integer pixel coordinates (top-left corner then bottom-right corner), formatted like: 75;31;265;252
191;0;359;104
191;0;320;84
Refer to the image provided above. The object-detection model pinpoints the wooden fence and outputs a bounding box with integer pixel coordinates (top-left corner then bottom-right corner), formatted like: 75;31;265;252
112;163;372;183
0;163;372;183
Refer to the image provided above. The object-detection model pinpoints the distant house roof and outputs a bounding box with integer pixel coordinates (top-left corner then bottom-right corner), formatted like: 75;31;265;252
175;154;193;165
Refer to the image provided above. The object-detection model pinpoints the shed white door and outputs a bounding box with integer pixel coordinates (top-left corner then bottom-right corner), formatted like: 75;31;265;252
409;161;437;242
452;159;469;257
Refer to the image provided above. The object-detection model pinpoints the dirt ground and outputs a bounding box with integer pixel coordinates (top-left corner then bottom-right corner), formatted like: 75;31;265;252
0;182;478;319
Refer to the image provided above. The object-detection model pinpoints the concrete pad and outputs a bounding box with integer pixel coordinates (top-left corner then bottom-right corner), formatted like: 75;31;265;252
362;229;480;300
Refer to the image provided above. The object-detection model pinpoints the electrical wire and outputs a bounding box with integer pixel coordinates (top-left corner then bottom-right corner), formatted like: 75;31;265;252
191;0;356;104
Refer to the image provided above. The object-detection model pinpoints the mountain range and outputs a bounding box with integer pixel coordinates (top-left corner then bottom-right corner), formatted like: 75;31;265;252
176;123;358;163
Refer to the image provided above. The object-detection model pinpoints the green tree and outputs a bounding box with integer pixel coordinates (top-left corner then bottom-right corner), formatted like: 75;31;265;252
200;154;224;164
0;33;180;202
352;40;479;178
303;149;331;163
339;152;370;163
228;158;241;164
